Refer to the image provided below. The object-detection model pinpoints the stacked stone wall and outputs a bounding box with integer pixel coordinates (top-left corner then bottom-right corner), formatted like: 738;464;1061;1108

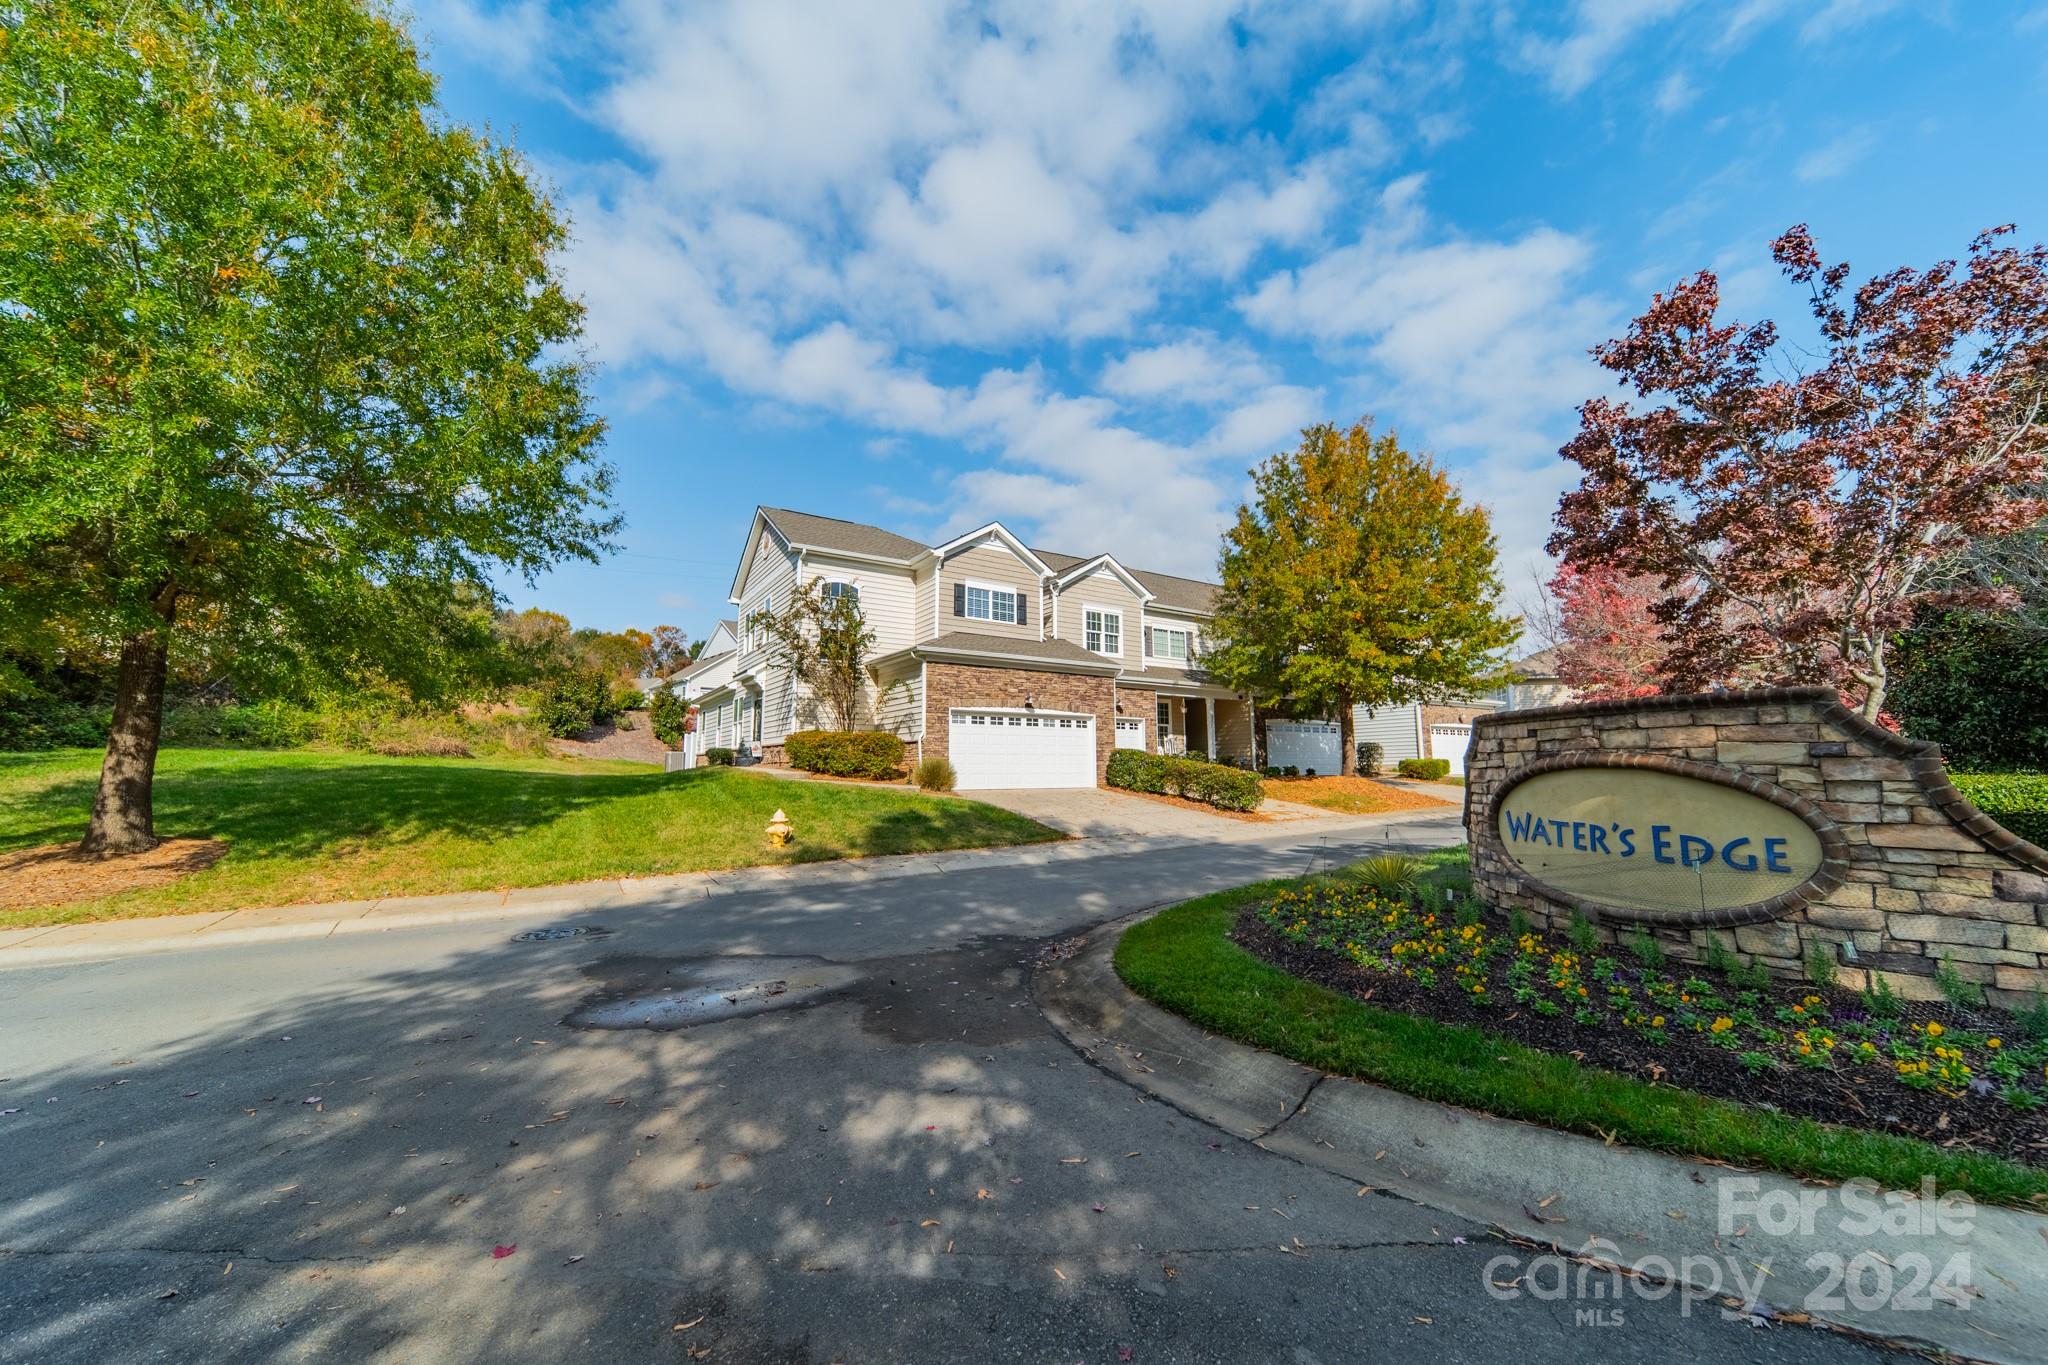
1465;688;2048;1007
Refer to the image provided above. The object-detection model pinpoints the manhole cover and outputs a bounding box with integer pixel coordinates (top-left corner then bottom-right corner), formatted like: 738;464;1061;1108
512;925;606;943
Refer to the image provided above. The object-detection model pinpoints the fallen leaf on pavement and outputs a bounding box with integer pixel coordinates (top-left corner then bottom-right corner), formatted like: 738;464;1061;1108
563;1256;584;1266
920;1219;940;1228
1060;1157;1087;1165
674;1316;704;1331
491;1244;517;1259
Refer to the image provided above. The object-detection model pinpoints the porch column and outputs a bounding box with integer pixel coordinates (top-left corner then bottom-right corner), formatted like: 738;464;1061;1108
1205;697;1217;760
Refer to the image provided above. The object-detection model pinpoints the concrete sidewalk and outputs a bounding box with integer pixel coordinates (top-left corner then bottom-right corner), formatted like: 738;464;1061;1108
1036;916;2048;1365
0;806;1455;969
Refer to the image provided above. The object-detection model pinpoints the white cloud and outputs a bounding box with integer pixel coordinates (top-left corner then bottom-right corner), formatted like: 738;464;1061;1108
1795;127;1877;182
1099;335;1273;404
1518;0;1689;97
1653;70;1698;113
1236;176;1615;591
413;0;555;77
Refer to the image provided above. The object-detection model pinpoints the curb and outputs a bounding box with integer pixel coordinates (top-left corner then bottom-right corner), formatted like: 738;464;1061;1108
1034;914;2048;1365
0;811;1463;969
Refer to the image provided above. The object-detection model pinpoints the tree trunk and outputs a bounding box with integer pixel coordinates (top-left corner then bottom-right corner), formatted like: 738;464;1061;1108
1338;692;1357;776
79;627;171;857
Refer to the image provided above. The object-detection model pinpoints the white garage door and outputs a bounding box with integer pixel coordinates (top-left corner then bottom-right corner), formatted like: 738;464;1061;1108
1113;718;1146;750
949;709;1096;789
1429;724;1472;776
1267;720;1340;774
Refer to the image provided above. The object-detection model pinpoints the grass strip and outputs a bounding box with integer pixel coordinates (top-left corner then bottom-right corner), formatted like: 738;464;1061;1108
1113;870;2048;1209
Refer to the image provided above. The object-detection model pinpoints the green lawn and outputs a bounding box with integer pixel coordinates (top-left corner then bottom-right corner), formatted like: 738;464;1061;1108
0;748;1059;927
1114;853;2048;1208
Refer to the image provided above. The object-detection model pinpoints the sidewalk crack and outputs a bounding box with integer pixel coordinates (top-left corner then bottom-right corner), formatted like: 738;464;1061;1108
1258;1072;1327;1138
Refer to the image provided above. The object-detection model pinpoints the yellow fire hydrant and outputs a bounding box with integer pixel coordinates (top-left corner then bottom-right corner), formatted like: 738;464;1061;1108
765;809;794;849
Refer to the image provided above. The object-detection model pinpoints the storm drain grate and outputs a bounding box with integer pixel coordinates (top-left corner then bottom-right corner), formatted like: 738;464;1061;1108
512;925;608;943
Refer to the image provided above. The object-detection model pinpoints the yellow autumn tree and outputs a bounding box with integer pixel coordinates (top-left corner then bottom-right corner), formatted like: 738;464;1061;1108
1205;419;1518;775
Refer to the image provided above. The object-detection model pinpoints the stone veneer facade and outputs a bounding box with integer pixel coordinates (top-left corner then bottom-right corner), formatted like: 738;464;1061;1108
1465;687;2048;1008
921;661;1117;783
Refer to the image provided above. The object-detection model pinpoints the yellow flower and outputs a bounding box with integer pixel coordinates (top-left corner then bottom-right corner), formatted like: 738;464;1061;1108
1926;1022;1945;1038
1987;1038;2002;1049
1709;1016;1734;1034
1650;1015;1665;1028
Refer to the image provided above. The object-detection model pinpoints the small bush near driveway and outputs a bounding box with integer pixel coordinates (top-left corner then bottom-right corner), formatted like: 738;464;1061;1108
913;755;957;792
1396;757;1451;780
1106;749;1263;811
785;729;905;779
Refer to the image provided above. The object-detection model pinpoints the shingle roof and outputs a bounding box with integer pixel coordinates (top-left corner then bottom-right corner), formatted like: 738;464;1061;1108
1513;646;1564;677
916;631;1121;670
752;507;1221;614
1030;549;1217;614
759;507;929;561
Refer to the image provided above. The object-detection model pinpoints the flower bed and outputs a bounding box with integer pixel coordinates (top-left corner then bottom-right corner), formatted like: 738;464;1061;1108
1236;879;2048;1164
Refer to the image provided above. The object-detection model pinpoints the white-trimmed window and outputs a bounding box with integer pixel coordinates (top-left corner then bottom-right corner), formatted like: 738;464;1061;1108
1156;699;1171;730
822;580;859;604
1148;626;1191;661
1084;607;1121;656
749;595;773;649
964;582;1020;624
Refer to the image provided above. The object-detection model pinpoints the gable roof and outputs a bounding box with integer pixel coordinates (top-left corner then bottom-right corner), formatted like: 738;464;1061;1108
1034;549;1215;614
736;506;1222;615
759;507;928;562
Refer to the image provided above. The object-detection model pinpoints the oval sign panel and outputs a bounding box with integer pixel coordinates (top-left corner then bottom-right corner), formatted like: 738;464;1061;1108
1496;768;1823;915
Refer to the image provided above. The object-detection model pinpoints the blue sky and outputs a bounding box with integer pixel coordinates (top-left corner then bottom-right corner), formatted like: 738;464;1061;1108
407;0;2048;638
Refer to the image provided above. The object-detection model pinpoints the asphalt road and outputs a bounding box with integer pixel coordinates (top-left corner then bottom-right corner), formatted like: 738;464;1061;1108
1;816;1898;1363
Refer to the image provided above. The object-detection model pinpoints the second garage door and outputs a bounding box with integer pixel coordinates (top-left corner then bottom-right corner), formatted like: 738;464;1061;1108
948;709;1096;789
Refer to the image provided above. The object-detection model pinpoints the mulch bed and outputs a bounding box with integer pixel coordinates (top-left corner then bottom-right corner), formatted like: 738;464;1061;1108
1265;775;1456;815
1;838;229;910
1232;910;2048;1167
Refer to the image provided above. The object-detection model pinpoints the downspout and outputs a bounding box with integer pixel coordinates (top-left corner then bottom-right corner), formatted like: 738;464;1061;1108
1414;704;1426;761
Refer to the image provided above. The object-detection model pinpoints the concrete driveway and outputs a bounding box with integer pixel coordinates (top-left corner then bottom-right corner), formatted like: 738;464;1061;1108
965;785;1340;840
0;816;1892;1364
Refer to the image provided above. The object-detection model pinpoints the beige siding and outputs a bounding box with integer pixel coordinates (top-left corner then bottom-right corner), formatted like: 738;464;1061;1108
803;554;918;656
935;541;1041;640
1138;607;1206;677
913;563;936;642
873;659;923;740
1217;699;1254;763
1052;565;1143;669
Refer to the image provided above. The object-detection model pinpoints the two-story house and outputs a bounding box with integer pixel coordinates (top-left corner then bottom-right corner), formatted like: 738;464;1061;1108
683;507;1253;788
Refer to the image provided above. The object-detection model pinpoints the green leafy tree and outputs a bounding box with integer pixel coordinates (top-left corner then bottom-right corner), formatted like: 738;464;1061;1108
748;580;893;732
1207;419;1518;775
0;0;614;853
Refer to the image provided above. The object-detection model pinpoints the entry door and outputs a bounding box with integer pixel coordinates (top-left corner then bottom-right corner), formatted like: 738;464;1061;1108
948;710;1095;789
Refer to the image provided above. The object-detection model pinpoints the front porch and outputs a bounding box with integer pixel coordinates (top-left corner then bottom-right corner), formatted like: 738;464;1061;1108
1151;691;1254;764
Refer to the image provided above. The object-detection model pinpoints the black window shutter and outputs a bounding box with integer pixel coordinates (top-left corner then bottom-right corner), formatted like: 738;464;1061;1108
1018;592;1029;627
953;582;965;617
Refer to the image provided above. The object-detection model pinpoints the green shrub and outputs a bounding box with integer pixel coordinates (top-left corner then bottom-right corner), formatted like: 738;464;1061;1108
912;755;956;792
1625;926;1665;972
648;688;688;749
1281;765;1299;778
1861;972;1904;1020
1805;941;1838;989
1356;741;1384;776
1890;609;2048;770
1106;749;1263;810
609;681;645;716
783;729;904;779
1396;757;1451;780
1953;771;2048;847
0;690;110;749
1106;748;1166;793
705;746;736;766
531;668;616;738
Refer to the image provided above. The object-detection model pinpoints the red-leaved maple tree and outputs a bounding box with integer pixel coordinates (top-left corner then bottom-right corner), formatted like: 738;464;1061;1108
1551;226;2048;720
1545;562;1668;700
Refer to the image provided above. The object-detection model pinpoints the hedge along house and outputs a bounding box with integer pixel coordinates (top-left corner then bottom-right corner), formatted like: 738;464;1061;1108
1464;687;2048;1008
696;507;1255;789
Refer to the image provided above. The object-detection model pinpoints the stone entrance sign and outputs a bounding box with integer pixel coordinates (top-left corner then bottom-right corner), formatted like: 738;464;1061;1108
1465;687;2048;1007
1496;764;1826;916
